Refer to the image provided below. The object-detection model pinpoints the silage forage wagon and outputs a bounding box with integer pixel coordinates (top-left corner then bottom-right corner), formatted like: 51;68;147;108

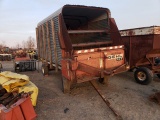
36;5;129;93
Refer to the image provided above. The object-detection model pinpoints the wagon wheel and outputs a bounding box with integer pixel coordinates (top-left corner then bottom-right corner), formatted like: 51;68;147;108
62;77;71;93
134;67;153;85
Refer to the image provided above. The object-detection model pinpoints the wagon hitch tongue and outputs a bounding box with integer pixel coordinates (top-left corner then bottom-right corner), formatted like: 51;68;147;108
90;81;122;120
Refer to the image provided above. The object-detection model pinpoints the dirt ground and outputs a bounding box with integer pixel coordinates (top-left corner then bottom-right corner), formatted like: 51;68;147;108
1;61;160;120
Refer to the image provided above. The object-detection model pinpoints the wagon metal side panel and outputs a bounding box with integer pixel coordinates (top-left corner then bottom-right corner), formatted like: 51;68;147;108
53;16;62;65
130;35;153;67
153;34;160;49
120;37;130;63
37;16;62;68
104;49;124;69
48;16;62;66
75;49;124;70
120;26;160;68
121;35;154;67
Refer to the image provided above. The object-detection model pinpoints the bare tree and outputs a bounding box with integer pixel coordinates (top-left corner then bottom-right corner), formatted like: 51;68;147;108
2;41;6;47
0;41;6;53
26;36;35;49
16;43;21;49
0;41;6;49
22;40;26;49
0;44;3;50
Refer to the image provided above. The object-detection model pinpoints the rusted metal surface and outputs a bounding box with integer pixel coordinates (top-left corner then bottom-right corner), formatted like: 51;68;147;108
153;34;160;49
0;92;37;120
110;18;122;46
68;30;108;34
60;45;129;83
120;26;160;36
36;5;129;91
136;49;160;72
120;26;160;68
58;14;72;52
90;81;122;120
73;45;124;54
77;62;101;77
72;41;113;47
37;5;112;53
147;50;160;58
14;57;30;62
74;46;125;70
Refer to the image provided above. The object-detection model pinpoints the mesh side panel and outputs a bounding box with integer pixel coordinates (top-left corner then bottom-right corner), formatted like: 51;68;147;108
40;16;62;65
53;16;62;65
48;20;56;63
43;23;49;61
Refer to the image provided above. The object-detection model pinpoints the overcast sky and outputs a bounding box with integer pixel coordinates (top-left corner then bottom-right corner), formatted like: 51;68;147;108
0;0;160;47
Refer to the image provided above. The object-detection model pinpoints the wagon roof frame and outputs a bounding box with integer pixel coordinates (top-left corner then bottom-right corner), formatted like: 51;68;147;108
120;26;160;36
37;4;111;26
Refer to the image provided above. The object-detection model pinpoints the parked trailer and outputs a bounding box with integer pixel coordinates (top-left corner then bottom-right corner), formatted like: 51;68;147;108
0;54;12;61
14;57;36;72
36;5;129;93
120;26;160;84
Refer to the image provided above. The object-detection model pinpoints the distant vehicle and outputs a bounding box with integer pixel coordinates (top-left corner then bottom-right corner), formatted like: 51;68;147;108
14;50;36;72
0;54;12;61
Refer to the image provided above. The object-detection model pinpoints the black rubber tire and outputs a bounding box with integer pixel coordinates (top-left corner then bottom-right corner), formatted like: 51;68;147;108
134;67;153;85
157;74;160;79
41;63;49;76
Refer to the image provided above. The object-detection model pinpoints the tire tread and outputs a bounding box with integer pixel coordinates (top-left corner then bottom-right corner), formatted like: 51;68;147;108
134;67;153;85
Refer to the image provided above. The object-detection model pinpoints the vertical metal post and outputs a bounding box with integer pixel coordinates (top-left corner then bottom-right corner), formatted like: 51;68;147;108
40;26;43;60
129;36;132;66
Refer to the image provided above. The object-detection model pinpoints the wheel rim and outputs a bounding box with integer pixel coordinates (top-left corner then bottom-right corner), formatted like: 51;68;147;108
137;72;146;81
